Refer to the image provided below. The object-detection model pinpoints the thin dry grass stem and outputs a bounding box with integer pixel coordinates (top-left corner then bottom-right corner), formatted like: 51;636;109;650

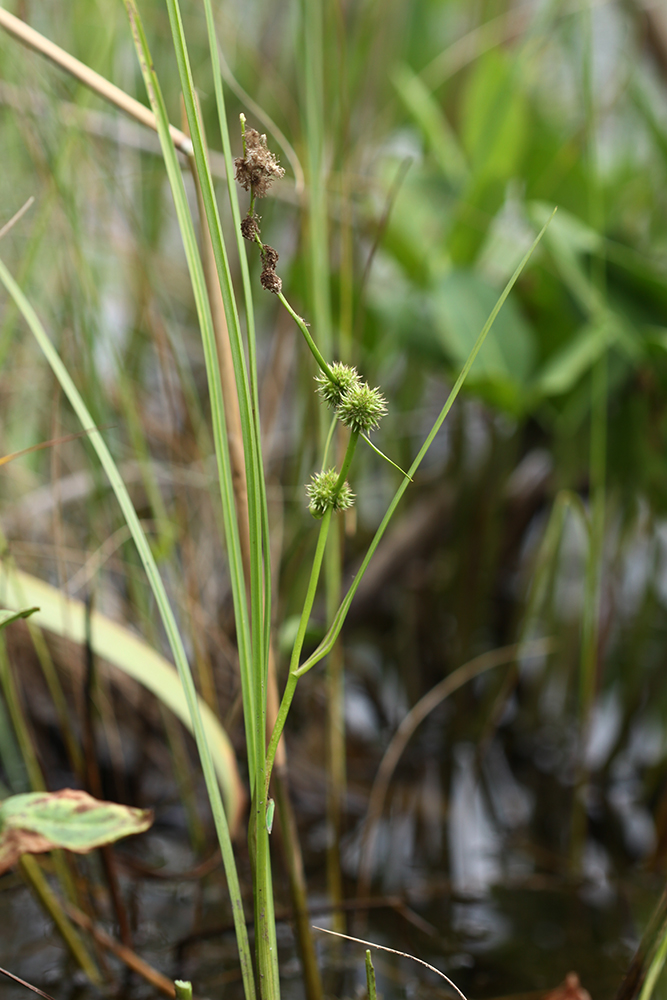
66;904;183;998
19;856;101;984
353;158;411;344
313;926;468;1000
0;8;192;156
356;638;555;906
0;427;112;469
0;197;34;242
0;966;58;1000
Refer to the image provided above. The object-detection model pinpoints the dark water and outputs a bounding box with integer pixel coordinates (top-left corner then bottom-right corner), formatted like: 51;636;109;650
1;744;661;1000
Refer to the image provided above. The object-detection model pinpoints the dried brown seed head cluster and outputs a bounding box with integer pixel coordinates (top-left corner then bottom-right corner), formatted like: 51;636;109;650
260;244;282;294
234;128;285;198
240;215;261;242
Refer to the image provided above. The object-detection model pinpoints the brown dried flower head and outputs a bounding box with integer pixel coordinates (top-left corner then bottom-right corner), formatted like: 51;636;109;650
260;244;282;294
261;244;279;269
260;268;282;294
235;126;285;198
240;215;261;241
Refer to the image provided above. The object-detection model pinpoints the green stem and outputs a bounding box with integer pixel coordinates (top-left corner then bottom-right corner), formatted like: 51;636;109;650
277;291;334;380
365;950;378;1000
161;0;267;792
265;509;333;793
203;13;273;702
361;433;412;481
20;856;101;984
639;919;667;1000
0;637;44;792
254;782;280;1000
335;431;358;492
321;414;338;469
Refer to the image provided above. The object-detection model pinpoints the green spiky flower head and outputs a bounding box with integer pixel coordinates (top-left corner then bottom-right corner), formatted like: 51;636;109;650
337;381;387;435
306;468;355;519
315;362;361;410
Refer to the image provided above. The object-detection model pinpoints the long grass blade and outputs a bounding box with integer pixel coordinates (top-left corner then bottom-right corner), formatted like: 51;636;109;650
121;2;257;780
159;0;268;796
201;0;273;685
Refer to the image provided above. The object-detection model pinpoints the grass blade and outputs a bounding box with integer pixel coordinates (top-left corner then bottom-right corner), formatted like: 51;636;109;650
0;257;256;1000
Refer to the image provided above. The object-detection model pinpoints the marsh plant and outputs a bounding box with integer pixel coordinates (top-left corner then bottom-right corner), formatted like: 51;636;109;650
0;2;553;998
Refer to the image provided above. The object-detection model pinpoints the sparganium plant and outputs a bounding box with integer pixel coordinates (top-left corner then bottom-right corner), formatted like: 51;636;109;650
0;4;553;994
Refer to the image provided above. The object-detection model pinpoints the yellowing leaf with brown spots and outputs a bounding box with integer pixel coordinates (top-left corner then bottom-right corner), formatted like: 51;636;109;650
0;789;153;873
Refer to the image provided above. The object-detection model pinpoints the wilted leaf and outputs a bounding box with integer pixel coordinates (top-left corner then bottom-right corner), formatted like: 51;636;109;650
0;566;244;835
0;789;153;874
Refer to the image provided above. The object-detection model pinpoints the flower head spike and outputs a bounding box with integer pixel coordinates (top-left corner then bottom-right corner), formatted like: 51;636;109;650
306;469;355;519
234;127;285;198
240;214;261;241
259;243;281;294
315;362;362;410
337;381;387;435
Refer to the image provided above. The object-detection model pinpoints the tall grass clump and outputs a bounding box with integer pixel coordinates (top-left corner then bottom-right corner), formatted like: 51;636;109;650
0;2;560;997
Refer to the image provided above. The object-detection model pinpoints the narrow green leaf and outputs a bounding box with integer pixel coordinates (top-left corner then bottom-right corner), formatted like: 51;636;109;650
158;0;267;789
365;950;378;1000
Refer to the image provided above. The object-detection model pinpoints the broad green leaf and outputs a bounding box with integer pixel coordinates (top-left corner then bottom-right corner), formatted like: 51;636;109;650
0;566;244;835
529;201;604;317
0;788;152;873
535;322;610;397
530;202;602;256
460;49;527;181
431;269;535;384
0;607;38;630
535;317;642;397
392;63;468;186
